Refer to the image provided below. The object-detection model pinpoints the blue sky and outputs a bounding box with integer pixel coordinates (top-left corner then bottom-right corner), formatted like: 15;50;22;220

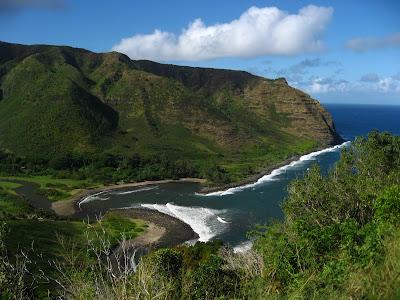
1;0;399;104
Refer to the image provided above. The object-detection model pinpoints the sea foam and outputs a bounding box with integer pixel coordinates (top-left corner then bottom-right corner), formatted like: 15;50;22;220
141;203;228;242
114;186;158;195
78;191;109;208
78;186;159;208
200;141;351;196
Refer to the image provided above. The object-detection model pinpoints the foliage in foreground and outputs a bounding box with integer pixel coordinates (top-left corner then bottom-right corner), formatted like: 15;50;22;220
1;131;400;299
253;131;400;299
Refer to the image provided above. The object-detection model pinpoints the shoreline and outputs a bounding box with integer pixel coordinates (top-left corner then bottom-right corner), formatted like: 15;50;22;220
51;141;348;216
4;141;348;261
51;142;349;245
198;154;301;195
111;208;199;248
198;141;349;195
50;178;204;249
51;177;206;216
3;178;202;249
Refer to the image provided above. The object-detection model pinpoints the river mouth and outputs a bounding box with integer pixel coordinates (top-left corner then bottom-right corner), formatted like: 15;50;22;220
80;144;346;247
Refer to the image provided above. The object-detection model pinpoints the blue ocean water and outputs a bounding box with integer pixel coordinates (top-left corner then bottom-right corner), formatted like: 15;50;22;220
81;104;400;247
326;103;400;141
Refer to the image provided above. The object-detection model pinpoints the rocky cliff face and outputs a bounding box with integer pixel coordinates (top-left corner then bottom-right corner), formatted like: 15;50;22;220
242;78;342;145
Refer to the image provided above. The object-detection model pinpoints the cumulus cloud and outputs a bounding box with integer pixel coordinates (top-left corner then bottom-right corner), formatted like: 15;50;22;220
305;76;350;93
347;32;400;52
112;5;333;61
302;74;400;95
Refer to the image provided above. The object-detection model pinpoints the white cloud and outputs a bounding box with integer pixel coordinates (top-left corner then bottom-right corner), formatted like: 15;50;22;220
112;5;333;61
347;32;400;52
375;77;400;93
305;77;350;94
302;74;400;95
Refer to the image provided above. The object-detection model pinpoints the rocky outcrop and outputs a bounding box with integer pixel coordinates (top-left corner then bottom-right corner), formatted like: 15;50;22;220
244;79;343;145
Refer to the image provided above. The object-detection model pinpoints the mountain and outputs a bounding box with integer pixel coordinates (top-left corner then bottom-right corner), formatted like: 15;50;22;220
0;41;342;182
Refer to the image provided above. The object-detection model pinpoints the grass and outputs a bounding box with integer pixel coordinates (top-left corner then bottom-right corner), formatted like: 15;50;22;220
216;138;317;183
0;179;31;216
5;212;147;259
0;175;102;201
4;211;148;279
0;189;30;217
0;180;22;195
92;211;148;247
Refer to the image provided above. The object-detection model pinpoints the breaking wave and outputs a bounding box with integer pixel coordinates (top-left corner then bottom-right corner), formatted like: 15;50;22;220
141;203;229;242
78;191;110;208
200;141;351;196
78;186;159;208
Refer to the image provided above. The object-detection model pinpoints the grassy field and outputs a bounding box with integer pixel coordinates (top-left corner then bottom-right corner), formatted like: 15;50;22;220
0;175;102;201
5;211;147;259
0;180;22;195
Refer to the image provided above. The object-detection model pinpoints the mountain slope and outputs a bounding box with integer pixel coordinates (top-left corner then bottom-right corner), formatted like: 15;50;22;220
0;41;342;182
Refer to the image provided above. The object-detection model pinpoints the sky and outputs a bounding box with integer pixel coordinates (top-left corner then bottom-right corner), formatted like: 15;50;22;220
1;0;400;104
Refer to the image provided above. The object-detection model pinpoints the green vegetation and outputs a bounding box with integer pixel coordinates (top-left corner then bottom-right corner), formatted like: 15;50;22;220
93;211;147;247
0;175;147;298
0;184;30;217
251;131;400;298
0;175;101;201
0;41;341;186
5;211;146;260
1;131;399;299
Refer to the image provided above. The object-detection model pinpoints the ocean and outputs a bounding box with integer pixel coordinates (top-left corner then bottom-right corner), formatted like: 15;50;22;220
81;104;400;248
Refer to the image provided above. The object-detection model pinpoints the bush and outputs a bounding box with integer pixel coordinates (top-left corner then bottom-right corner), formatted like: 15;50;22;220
253;132;400;298
186;255;239;300
147;248;183;277
374;185;400;225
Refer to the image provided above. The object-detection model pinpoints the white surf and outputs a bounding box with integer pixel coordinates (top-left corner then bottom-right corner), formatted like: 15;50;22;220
78;191;110;208
141;203;228;242
200;141;351;196
115;186;158;195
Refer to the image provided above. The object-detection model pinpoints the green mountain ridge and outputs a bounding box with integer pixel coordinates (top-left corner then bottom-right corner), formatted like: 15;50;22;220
0;41;342;182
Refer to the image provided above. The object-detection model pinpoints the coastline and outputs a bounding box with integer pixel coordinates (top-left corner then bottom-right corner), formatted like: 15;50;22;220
198;154;302;195
49;141;348;250
51;178;204;249
198;141;349;195
112;208;199;248
51;177;206;216
6;142;348;255
52;142;347;216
